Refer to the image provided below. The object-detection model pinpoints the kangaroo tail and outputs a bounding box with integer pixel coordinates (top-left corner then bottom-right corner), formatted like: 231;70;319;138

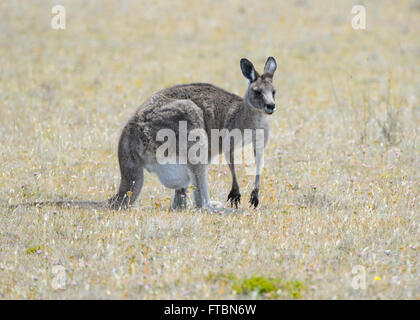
7;200;108;210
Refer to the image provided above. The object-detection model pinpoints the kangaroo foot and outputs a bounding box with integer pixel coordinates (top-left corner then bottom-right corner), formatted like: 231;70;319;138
108;195;129;210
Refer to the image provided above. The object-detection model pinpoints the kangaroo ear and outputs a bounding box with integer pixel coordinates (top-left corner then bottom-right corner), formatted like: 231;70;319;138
240;58;258;82
264;56;277;75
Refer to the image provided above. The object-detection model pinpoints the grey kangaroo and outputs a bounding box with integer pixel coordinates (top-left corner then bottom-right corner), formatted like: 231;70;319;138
11;57;277;211
108;57;277;211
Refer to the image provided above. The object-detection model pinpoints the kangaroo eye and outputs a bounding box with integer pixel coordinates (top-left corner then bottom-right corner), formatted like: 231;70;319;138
272;90;276;97
254;90;262;96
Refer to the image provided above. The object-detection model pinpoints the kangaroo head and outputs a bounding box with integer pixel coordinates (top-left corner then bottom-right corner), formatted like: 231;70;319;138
240;57;277;115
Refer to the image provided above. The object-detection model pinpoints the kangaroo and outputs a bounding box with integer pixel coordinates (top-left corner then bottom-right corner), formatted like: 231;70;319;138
108;57;277;211
9;57;277;212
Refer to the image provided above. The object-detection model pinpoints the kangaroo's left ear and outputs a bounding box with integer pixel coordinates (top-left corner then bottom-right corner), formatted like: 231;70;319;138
264;56;277;75
240;58;258;82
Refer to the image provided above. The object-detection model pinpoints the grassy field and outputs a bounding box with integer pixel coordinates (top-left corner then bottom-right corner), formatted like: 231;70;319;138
0;0;419;299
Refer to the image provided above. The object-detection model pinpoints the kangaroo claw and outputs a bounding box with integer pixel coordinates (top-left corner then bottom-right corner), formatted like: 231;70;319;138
227;189;241;208
249;189;259;208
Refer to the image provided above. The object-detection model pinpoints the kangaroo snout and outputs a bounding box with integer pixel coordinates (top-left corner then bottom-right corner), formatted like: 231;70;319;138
264;103;276;114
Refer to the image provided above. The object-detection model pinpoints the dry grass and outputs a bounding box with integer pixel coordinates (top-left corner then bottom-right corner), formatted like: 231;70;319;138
0;0;419;299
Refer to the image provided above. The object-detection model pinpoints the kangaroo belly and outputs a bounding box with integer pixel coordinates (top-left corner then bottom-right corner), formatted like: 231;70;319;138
145;163;192;189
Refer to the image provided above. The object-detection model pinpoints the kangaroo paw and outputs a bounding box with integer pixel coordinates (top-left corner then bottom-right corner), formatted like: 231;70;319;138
227;189;241;208
249;189;259;208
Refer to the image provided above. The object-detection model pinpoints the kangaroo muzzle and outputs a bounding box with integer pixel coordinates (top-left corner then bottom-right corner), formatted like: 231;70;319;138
264;103;276;114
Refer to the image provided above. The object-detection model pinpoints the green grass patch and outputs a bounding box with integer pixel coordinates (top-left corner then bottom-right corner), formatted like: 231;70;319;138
25;246;41;254
207;273;305;299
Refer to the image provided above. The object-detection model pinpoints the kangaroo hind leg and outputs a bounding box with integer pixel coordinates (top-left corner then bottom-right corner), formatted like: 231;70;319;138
109;130;144;210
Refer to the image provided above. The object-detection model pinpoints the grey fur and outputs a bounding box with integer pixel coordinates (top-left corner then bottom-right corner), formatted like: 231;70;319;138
109;57;278;210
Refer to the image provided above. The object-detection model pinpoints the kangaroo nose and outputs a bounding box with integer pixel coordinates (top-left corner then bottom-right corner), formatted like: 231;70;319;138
264;103;276;114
